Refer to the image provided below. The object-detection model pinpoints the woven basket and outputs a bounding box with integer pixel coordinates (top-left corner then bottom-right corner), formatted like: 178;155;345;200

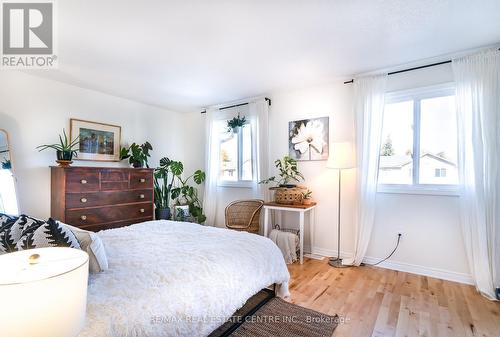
270;186;305;205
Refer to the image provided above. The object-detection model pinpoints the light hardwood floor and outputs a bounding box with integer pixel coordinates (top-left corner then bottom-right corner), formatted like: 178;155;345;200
287;258;500;337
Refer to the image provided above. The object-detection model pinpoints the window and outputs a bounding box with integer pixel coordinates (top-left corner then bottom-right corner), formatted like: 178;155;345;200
218;120;254;186
378;84;458;192
434;168;447;178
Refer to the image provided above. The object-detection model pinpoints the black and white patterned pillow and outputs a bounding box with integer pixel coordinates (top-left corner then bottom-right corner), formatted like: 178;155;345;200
0;214;19;254
0;213;18;231
16;218;81;250
0;215;46;254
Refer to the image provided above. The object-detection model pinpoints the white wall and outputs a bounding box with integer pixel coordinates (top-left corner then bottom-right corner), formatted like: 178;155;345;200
0;65;472;284
266;83;357;259
209;63;471;283
368;64;470;283
0;71;184;219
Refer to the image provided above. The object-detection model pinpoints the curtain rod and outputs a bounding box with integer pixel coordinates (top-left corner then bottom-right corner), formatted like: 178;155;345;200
344;48;500;84
200;97;271;114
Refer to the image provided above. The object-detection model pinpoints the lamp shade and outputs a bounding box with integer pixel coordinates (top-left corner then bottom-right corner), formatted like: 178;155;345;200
327;142;355;169
0;247;89;337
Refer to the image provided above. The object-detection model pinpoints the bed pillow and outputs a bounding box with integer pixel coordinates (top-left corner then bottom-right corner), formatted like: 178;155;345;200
16;218;81;251
0;215;45;254
0;213;18;231
60;222;108;273
0;214;18;254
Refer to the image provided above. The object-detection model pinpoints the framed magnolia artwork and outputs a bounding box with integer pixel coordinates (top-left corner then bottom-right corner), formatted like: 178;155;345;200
70;119;121;162
288;116;329;161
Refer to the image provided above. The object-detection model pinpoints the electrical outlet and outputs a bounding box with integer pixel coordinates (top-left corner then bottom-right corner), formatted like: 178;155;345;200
396;227;405;238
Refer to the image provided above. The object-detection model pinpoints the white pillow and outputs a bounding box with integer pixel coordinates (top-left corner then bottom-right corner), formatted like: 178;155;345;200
62;222;108;273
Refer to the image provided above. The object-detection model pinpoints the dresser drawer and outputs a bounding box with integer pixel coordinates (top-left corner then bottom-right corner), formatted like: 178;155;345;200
66;189;153;209
130;170;153;189
100;169;129;182
100;169;130;191
65;203;153;227
66;169;100;192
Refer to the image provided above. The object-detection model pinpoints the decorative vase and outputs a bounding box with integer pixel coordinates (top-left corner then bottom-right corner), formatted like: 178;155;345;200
132;161;143;168
155;207;171;220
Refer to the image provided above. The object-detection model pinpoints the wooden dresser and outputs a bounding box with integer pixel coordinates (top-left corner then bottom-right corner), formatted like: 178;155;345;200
51;166;154;231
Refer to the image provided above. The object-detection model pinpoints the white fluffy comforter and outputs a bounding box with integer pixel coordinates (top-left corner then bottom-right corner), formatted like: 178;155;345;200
79;220;290;337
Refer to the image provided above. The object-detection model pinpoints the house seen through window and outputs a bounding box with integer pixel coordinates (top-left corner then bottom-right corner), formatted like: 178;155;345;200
378;85;458;188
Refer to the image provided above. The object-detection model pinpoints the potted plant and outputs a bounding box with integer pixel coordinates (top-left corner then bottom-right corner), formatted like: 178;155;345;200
259;155;306;204
37;129;79;166
154;156;207;223
302;189;313;205
153;157;183;220
171;167;206;224
120;142;152;168
226;114;247;133
259;155;304;187
1;159;11;170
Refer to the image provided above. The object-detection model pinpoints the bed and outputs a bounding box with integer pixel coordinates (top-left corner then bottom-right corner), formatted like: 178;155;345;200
79;220;290;337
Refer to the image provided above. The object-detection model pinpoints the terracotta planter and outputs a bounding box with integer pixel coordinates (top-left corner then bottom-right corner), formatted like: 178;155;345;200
302;198;314;206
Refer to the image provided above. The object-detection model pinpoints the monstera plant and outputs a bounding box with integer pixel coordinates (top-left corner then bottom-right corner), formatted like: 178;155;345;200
154;156;206;223
171;169;206;224
154;157;182;220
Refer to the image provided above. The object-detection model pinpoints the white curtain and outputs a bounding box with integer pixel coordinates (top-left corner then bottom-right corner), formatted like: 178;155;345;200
453;49;500;300
248;98;270;200
202;99;270;226
343;74;387;266
202;107;219;227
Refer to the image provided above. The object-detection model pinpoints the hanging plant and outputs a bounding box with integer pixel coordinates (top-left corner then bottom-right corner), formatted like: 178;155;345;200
226;114;247;133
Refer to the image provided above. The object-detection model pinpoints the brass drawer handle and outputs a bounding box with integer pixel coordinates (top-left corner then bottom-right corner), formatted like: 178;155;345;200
80;215;87;221
139;194;145;199
139;178;146;183
140;208;145;213
81;179;88;184
80;197;88;203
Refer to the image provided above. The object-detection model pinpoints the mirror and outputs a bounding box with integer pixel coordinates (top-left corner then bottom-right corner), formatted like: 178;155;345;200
0;130;19;215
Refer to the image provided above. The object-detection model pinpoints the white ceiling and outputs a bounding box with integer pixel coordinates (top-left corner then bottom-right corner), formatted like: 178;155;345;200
31;0;500;112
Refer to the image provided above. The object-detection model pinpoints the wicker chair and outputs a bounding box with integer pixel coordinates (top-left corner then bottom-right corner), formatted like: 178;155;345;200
225;199;264;234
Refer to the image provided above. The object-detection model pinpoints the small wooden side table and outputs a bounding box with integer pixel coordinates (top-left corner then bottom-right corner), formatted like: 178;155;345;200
262;202;317;264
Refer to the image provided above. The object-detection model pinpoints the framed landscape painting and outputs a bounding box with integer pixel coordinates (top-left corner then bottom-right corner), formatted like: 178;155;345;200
288;116;329;161
70;119;121;161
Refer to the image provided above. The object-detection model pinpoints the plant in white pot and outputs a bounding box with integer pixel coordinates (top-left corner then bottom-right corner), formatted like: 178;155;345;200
259;156;306;204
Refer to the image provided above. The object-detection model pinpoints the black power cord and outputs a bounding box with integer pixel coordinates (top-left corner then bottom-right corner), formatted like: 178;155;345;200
363;233;402;267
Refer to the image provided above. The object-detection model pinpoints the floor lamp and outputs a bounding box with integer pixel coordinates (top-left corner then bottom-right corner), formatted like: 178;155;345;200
327;142;355;268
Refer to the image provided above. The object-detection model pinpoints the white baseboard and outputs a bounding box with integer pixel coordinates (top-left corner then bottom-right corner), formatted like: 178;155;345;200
305;245;474;285
361;256;474;285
